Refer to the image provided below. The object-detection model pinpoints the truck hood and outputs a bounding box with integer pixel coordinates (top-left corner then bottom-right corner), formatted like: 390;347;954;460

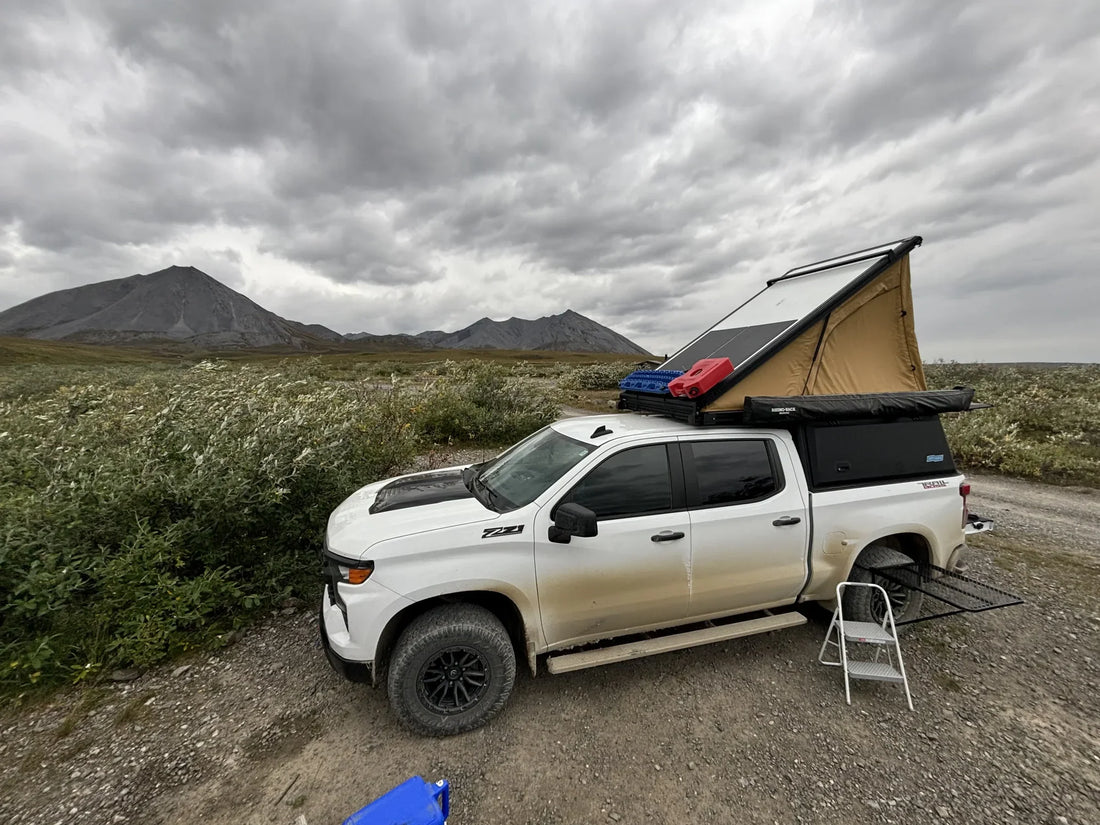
326;467;498;558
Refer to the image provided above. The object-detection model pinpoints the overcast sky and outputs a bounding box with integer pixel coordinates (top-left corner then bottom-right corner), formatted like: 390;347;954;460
2;1;1098;361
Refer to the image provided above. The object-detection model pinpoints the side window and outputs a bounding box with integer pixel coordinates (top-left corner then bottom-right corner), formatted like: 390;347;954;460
559;444;672;520
684;440;780;508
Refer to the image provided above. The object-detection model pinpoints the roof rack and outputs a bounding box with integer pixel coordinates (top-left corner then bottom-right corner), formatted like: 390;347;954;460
619;388;979;427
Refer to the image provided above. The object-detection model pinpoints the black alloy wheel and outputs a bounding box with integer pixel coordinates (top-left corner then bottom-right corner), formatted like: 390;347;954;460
869;572;913;624
417;646;490;714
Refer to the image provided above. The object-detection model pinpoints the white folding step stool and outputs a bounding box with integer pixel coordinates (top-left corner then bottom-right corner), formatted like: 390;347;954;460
818;582;913;711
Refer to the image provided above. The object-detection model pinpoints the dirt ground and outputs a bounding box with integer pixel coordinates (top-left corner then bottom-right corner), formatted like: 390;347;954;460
2;473;1098;825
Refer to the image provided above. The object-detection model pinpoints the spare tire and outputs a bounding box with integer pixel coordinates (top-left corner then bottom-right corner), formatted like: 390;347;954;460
844;544;923;625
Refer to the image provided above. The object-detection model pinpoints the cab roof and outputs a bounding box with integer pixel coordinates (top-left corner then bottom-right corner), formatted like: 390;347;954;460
549;412;698;445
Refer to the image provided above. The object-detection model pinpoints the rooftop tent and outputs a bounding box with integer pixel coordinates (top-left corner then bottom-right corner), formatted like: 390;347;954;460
621;237;936;423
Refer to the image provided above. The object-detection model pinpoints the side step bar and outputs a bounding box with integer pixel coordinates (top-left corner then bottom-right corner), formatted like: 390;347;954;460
546;611;806;675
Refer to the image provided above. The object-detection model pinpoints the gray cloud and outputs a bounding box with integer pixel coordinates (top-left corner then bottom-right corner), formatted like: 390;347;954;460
257;206;443;285
0;0;1097;360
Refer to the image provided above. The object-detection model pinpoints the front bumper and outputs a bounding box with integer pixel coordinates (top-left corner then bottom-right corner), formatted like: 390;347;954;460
319;594;373;684
318;562;415;684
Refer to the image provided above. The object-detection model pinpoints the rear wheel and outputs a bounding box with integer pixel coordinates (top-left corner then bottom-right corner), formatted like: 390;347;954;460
844;544;924;625
386;604;516;737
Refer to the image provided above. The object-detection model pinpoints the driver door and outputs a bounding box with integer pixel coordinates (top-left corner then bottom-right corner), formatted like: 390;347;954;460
532;443;691;649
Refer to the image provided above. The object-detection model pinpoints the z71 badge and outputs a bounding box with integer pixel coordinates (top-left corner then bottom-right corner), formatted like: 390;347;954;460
482;525;524;539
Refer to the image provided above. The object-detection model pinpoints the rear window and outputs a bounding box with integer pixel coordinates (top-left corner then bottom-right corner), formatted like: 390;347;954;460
805;418;956;489
683;440;780;507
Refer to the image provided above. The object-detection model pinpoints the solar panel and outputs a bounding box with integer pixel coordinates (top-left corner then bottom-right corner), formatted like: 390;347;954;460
660;255;890;373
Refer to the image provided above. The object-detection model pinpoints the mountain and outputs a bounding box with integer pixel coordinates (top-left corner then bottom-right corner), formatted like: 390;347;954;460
0;266;339;349
418;310;649;355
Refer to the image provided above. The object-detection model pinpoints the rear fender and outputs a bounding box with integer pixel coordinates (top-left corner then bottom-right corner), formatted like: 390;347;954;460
805;528;934;603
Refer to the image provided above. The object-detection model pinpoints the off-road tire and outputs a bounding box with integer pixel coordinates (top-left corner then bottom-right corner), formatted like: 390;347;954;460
844;544;924;625
386;604;516;737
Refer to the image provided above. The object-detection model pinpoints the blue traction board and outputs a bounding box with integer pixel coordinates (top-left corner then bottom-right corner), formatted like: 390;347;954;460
619;369;684;395
344;776;450;825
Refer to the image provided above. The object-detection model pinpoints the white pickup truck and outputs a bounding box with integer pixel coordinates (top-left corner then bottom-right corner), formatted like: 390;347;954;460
320;409;988;736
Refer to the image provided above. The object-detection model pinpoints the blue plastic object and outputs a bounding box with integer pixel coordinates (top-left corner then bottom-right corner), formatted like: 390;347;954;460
343;776;450;825
619;369;684;395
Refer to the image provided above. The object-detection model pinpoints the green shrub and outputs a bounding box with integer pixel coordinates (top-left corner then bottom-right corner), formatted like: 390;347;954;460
405;360;559;444
89;522;245;669
559;362;635;391
0;362;172;402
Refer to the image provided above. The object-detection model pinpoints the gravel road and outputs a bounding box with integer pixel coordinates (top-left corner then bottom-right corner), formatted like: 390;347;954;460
2;474;1098;825
964;473;1100;559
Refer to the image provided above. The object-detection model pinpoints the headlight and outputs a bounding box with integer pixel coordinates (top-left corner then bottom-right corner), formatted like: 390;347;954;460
337;561;374;585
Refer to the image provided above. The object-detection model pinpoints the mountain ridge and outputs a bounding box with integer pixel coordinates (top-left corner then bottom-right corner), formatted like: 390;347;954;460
348;307;648;355
0;267;649;355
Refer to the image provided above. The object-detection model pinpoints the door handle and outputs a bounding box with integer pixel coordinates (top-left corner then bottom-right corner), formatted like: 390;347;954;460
651;530;686;542
772;516;801;527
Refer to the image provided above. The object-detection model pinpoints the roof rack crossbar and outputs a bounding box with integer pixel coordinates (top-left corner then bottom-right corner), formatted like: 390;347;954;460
769;236;922;285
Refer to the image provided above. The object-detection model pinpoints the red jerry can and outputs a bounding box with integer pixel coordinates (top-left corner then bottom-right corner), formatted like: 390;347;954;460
667;358;734;398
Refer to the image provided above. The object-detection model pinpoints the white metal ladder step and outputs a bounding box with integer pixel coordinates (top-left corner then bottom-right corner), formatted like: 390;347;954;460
818;582;913;711
841;621;895;644
845;660;905;682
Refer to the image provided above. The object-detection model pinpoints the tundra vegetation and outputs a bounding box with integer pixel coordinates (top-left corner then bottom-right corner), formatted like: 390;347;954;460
0;357;561;694
0;351;1096;694
925;362;1100;486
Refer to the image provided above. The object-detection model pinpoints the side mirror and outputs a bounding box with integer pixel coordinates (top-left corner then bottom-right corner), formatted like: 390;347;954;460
548;502;598;544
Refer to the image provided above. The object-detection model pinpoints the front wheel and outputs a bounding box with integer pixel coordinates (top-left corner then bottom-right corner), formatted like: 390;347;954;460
386;604;516;736
844;544;924;625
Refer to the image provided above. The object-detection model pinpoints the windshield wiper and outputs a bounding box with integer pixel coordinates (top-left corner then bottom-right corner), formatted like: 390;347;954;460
480;478;518;512
462;465;500;512
461;465;478;493
479;478;502;509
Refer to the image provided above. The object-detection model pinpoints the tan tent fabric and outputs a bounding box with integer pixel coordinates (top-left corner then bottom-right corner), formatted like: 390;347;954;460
705;255;926;412
705;322;823;411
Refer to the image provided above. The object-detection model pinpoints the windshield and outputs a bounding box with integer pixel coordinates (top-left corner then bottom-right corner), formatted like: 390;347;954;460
477;426;595;512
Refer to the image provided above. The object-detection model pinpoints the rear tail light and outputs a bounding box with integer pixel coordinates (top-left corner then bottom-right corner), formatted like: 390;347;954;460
959;482;970;527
